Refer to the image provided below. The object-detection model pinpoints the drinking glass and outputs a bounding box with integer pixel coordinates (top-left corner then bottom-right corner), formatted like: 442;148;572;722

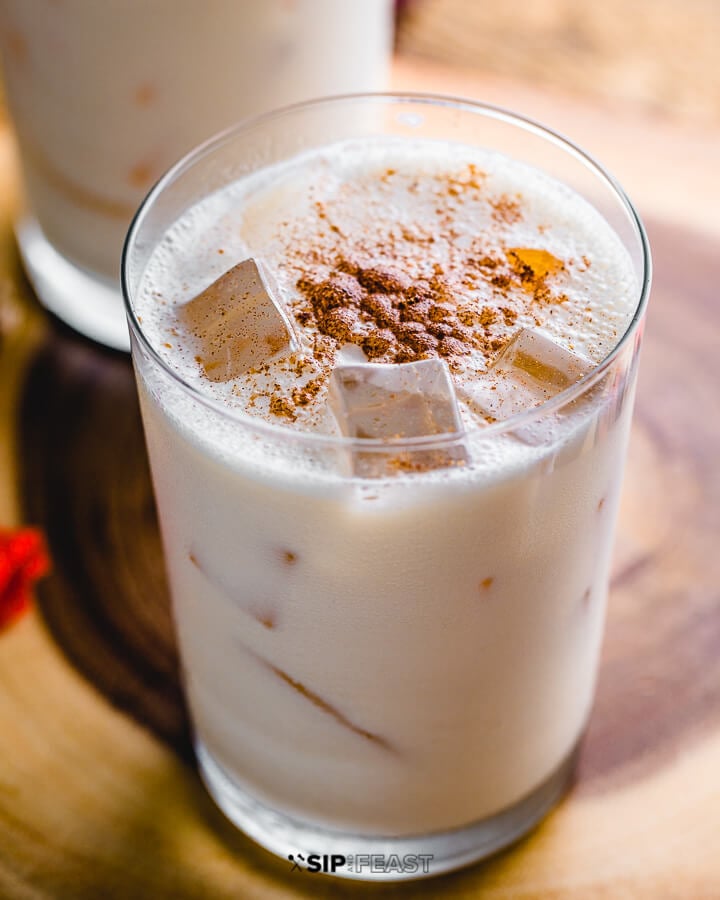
122;94;650;880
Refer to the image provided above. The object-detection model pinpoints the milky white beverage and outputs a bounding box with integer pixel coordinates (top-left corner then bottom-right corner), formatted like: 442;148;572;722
124;97;649;880
0;0;392;349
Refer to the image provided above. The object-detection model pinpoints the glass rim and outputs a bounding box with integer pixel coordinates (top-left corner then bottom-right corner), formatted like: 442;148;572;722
122;91;651;451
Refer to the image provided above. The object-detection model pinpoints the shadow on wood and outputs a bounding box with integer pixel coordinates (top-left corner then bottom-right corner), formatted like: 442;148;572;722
18;317;192;760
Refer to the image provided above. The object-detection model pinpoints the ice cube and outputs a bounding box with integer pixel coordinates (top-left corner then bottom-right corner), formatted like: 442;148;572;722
460;328;593;424
328;358;467;476
179;258;295;382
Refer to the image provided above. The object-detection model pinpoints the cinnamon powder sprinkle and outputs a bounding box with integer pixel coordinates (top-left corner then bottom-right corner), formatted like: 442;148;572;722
231;165;574;422
269;396;296;420
292;375;326;407
296;265;498;365
292;237;568;373
490;194;523;224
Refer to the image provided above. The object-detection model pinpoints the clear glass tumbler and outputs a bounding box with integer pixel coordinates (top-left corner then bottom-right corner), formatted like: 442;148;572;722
122;95;650;880
0;0;392;350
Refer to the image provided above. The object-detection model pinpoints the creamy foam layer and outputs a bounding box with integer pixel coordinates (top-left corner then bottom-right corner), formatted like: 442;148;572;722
136;137;638;435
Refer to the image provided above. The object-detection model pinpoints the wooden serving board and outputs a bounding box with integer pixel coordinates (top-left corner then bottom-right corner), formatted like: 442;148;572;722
1;61;720;899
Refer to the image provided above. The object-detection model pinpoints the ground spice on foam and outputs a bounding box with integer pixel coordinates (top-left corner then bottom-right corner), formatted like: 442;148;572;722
266;165;570;419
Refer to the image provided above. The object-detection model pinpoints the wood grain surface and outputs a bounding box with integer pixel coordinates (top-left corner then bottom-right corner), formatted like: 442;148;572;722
397;0;720;126
1;63;720;899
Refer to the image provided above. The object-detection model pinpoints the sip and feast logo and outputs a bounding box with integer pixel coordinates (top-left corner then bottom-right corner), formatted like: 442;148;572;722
288;852;434;876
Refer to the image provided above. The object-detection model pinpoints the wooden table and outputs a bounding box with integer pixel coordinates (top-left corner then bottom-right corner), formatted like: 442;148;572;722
1;58;719;898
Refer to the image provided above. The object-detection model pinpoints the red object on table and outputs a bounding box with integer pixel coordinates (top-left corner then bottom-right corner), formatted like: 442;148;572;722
0;528;51;631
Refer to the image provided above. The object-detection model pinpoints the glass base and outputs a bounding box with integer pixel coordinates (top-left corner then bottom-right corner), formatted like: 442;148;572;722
15;216;130;352
196;739;579;882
